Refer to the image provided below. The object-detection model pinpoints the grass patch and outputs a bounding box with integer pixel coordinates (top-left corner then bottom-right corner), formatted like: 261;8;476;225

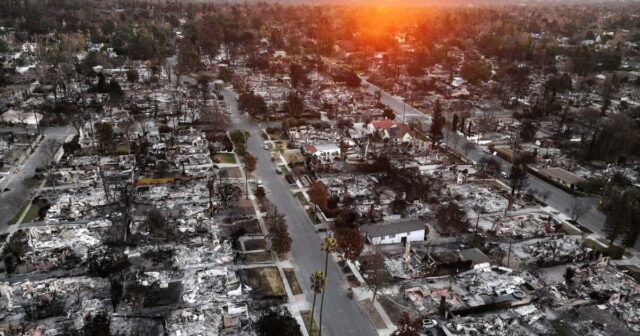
244;266;285;296
283;268;303;295
268;132;282;140
300;310;319;336
278;164;290;174
242;252;273;264
113;144;129;155
21;205;40;223
306;208;320;224
214;153;237;164
295;192;309;206
9;204;29;224
9;203;38;224
283;150;305;164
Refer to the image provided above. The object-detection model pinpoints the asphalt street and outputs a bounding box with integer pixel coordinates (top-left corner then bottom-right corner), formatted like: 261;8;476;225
0;126;74;230
222;88;377;336
356;77;637;250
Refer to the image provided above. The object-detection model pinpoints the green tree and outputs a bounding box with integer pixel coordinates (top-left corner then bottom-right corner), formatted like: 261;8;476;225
508;157;529;196
196;15;223;57
319;237;337;336
196;71;214;106
383;108;396;121
268;209;292;255
95;122;114;153
126;69;139;83
243;152;257;199
603;186;640;247
309;271;326;336
256;310;302;336
289;63;310;88
177;38;202;76
285;92;304;117
436;202;469;235
519;120;538;142
461;60;491;85
429;99;445;146
219;67;234;83
108;78;124;104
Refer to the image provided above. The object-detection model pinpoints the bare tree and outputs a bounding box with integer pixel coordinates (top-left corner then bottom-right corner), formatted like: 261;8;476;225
206;172;218;218
463;142;475;155
218;182;241;209
42;139;61;191
567;197;588;223
477;156;501;176
68;107;86;136
478;110;498;133
361;250;392;303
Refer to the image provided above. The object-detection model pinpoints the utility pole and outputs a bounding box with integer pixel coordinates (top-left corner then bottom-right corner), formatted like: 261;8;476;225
33;109;41;135
473;205;481;245
507;236;513;268
402;100;406;124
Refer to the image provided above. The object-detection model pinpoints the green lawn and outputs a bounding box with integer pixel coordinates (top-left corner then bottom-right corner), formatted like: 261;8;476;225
9;204;28;224
294;192;309;206
278;164;290;174
306;208;320;224
114;144;129;155
300;310;319;336
214;153;237;164
268;132;282;140
10;203;39;224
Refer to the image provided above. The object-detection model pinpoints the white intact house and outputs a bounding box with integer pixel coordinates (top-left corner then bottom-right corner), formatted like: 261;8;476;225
303;143;341;164
367;119;414;143
360;219;427;245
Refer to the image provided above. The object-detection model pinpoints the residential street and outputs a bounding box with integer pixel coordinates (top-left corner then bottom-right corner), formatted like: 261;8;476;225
222;88;377;336
358;78;638;251
0;126;73;230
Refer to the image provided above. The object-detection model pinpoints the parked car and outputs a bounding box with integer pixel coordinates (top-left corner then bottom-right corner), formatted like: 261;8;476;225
275;167;283;174
423;319;438;329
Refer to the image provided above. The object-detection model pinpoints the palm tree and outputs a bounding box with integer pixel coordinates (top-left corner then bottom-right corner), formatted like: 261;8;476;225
309;270;326;336
319;236;337;336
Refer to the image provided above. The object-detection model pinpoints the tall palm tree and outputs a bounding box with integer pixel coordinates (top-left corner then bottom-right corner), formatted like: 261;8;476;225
319;236;337;336
309;270;326;336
